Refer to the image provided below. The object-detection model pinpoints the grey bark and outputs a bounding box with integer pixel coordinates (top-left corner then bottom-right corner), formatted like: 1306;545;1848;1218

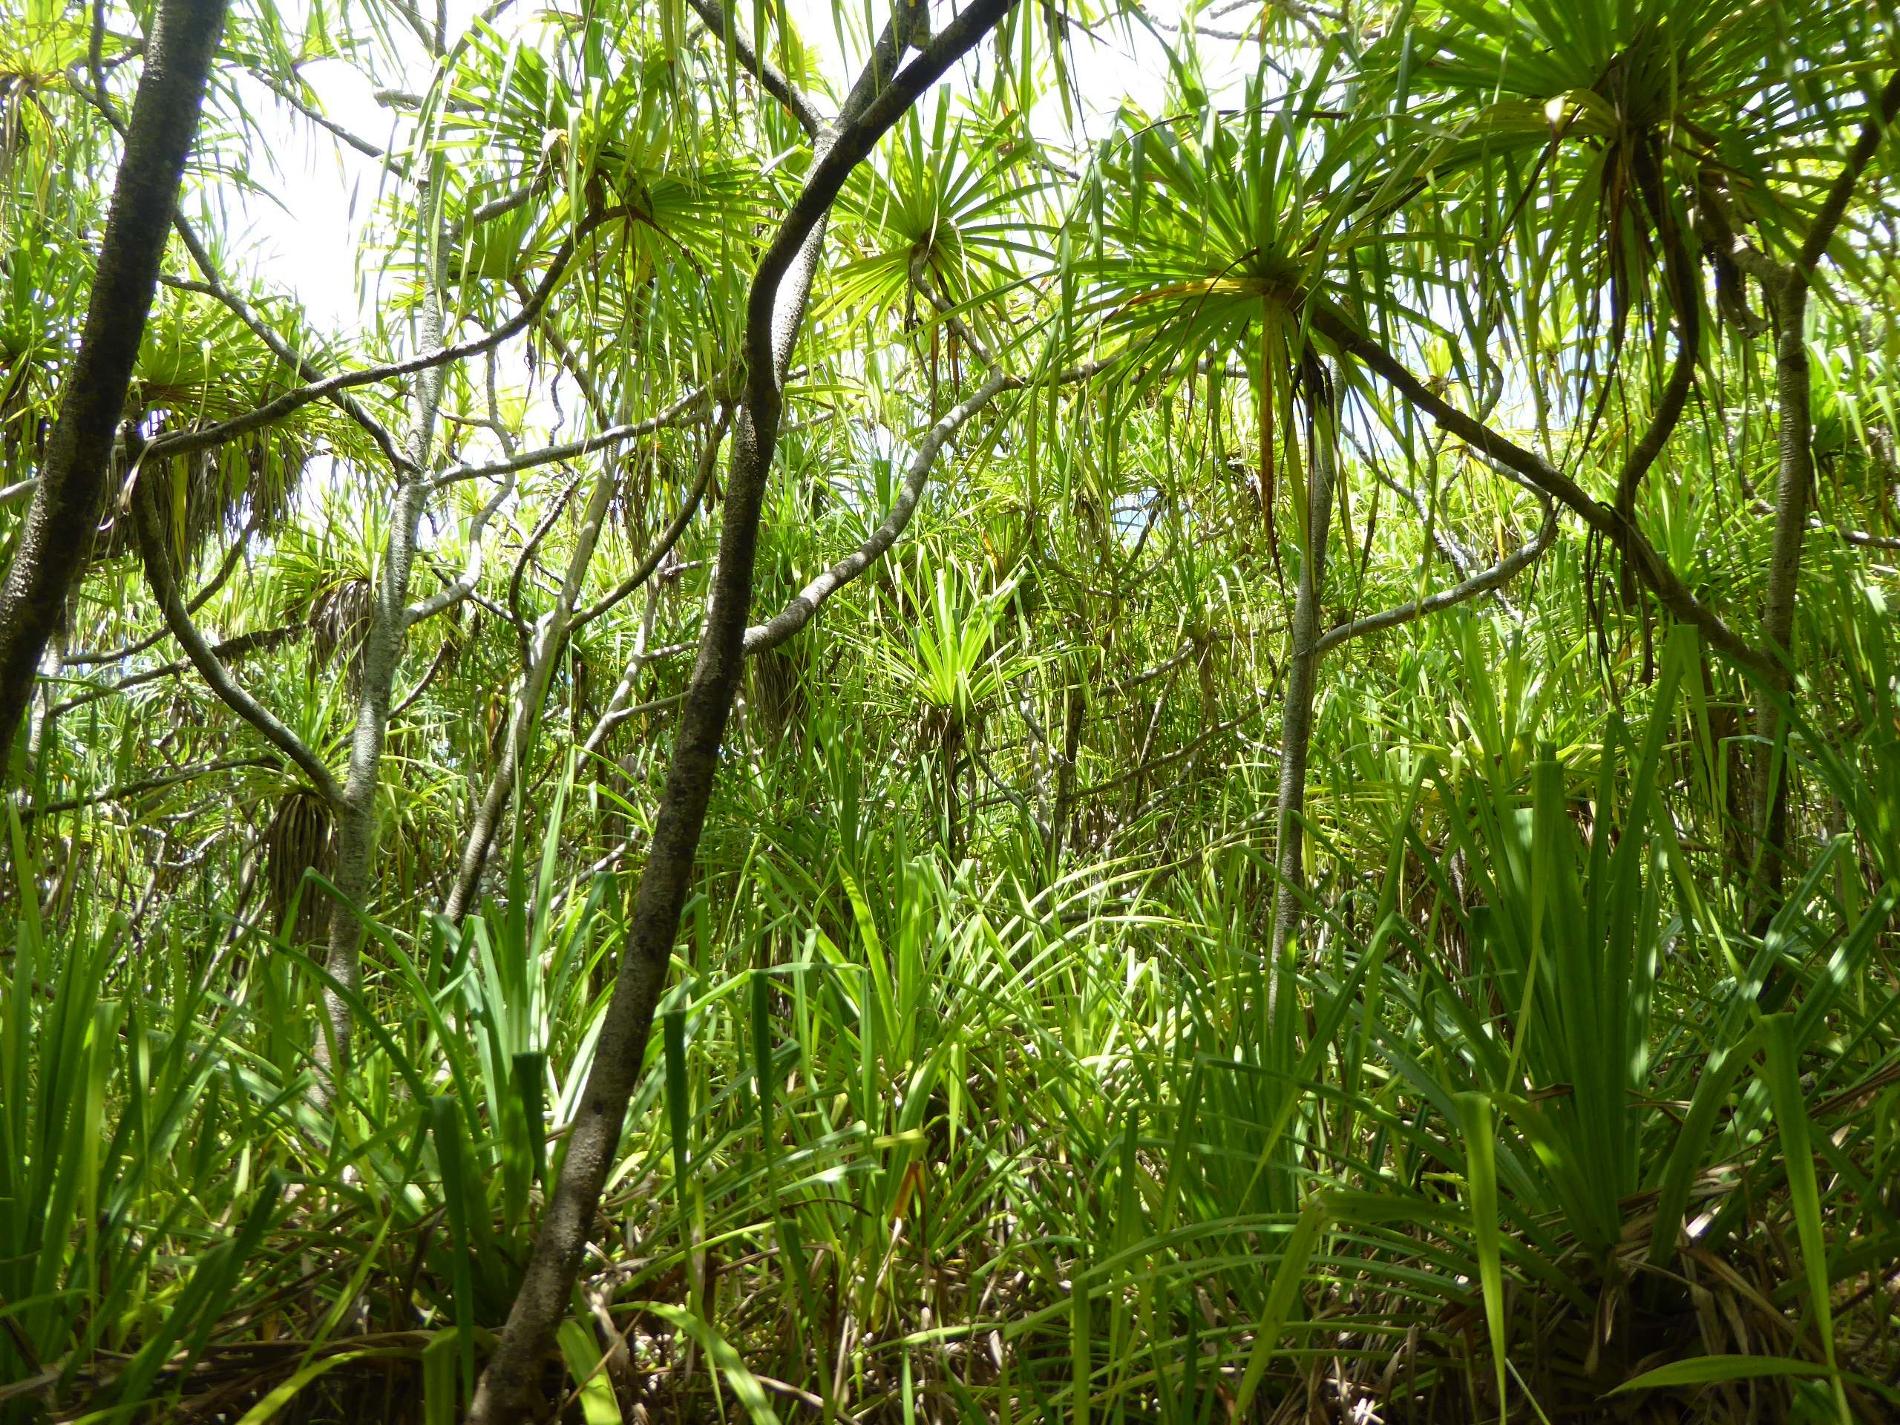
0;0;227;768
314;194;449;1075
441;467;615;922
465;3;1015;1416
1749;69;1899;909
743;368;1013;653
1311;496;1557;658
1267;379;1337;1018
430;383;712;498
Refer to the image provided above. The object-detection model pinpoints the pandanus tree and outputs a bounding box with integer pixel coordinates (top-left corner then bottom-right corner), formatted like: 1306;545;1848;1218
1076;47;1557;1006
468;2;1035;1412
1069;1;1899;960
1079;58;1368;998
5;0;1900;1417
432;34;763;923
14;0;766;1072
1372;0;1900;904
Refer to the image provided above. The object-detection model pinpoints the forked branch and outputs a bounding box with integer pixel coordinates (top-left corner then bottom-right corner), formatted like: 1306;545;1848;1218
1310;303;1770;673
465;3;1020;1415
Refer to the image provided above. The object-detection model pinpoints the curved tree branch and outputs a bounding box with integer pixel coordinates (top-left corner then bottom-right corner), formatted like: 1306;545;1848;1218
744;358;1102;654
65;501;264;667
1795;69;1900;277
431;385;713;489
403;471;516;626
1309;301;1770;673
744;370;1012;653
1613;157;1701;530
24;755;279;822
75;61;407;471
570;407;731;633
684;0;826;137
242;65;398;165
130;478;342;806
143;203;636;465
163;226;407;469
50;620;302;718
579;582;671;758
1313;497;1557;657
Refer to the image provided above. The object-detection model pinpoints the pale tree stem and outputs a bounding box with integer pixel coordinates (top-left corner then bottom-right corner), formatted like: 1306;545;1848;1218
573;414;732;758
442;463;617;921
1312;496;1556;658
1751;269;1813;911
315;187;449;1079
1267;375;1336;1022
581;575;662;761
1749;68;1899;914
742;369;1015;653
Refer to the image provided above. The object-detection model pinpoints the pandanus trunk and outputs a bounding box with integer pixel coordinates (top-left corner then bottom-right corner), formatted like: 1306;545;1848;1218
1739;70;1900;919
0;0;226;765
1751;268;1815;916
466;281;810;1425
315;214;447;1075
467;6;1016;1414
1268;377;1337;1022
443;468;615;922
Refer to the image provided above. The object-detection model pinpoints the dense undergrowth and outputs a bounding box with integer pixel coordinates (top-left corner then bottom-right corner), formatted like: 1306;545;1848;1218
8;576;1899;1423
3;0;1900;1420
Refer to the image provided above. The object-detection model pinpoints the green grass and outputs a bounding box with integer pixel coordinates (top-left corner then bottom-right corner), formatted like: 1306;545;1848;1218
7;578;1897;1423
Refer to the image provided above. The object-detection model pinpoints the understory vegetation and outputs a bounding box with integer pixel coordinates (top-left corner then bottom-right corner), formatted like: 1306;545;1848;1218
1;0;1898;1420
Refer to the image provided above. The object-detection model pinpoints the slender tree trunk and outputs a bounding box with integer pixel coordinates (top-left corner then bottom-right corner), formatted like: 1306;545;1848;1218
1268;379;1337;1021
0;0;226;767
942;718;964;861
467;8;1013;1414
443;468;616;921
1751;268;1813;914
315;204;447;1074
580;577;665;759
453;409;729;917
465;311;800;1425
1730;71;1898;916
578;573;664;817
